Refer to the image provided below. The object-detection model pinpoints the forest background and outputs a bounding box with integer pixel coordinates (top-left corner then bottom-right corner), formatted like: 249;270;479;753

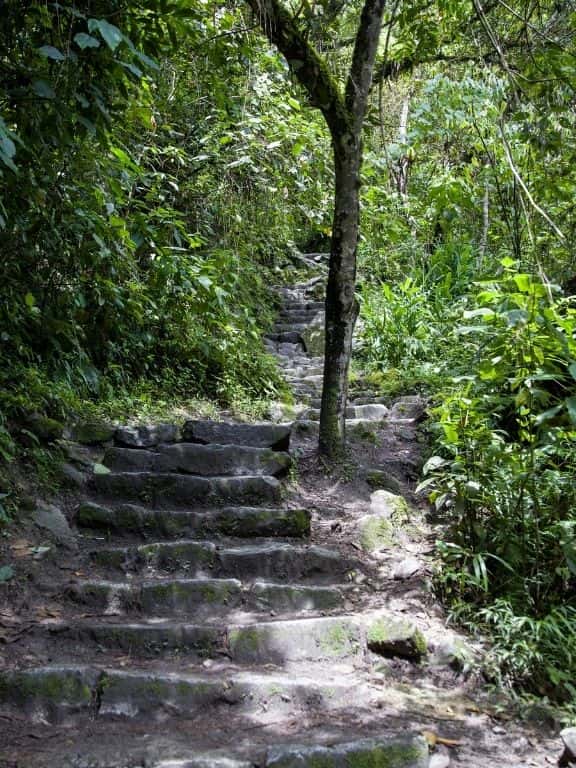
1;0;576;717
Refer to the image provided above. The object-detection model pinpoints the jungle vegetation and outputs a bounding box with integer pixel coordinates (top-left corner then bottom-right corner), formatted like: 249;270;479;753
1;0;576;712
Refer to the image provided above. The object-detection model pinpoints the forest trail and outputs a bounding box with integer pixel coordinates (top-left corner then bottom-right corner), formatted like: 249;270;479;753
0;258;558;767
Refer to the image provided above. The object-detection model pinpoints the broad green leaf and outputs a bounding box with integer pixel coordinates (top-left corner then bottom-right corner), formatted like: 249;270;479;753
566;396;576;424
32;80;56;99
88;19;124;51
568;362;576;381
74;33;100;50
24;293;36;307
38;45;66;61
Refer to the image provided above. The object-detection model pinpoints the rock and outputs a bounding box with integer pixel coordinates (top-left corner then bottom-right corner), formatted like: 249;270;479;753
59;441;94;467
114;423;180;448
266;735;429;767
389;396;427;423
33;503;78;550
70;421;115;445
61;462;88;488
358;514;395;552
392;557;422;580
429;745;451;768
103;443;292;478
26;414;64;443
369;490;409;518
182;420;291;451
300;312;325;356
430;637;475;672
366;615;427;660
561;728;576;759
365;470;403;494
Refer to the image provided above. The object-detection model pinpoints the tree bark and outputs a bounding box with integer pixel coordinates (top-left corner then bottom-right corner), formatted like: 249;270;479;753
319;133;361;454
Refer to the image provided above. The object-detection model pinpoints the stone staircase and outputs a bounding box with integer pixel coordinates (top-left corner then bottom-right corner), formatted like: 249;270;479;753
0;256;463;767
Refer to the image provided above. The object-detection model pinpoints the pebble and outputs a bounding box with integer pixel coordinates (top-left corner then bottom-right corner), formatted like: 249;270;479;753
429;746;450;768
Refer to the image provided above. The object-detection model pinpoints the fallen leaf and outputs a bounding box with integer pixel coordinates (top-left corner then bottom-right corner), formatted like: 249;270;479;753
422;730;463;748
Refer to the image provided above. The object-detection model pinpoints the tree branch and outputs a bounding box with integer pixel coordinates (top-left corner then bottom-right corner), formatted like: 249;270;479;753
246;0;349;137
345;0;387;131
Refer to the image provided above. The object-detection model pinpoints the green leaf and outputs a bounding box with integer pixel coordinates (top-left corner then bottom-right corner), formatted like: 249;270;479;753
38;45;66;61
24;292;36;307
568;362;576;382
0;565;14;583
32;80;56;99
566;396;576;424
88;19;124;51
74;33;101;50
93;463;111;475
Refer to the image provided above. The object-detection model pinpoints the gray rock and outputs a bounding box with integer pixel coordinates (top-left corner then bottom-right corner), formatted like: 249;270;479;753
61;462;88;489
388;396;427;423
429;745;451;768
561;728;576;758
392;557;422;580
365;469;403;493
114;423;180;448
266;735;428;767
33;503;77;550
366;615;427;660
182;420;291;451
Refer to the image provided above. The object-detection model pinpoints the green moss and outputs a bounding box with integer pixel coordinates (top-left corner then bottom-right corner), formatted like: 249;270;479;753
360;516;395;552
71;421;115;445
320;622;358;657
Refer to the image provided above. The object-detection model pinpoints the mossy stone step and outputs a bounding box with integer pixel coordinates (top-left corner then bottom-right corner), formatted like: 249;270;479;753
56;615;365;663
266;736;429;767
87;541;351;582
91;472;281;508
181;420;291;450
77;502;311;539
103;444;291;478
71;578;344;614
0;666;370;724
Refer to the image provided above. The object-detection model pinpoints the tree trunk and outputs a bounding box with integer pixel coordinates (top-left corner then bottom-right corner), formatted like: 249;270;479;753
319;132;361;456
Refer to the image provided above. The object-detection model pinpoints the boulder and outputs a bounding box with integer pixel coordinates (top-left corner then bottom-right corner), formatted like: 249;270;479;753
33;503;77;550
366;616;427;661
70;421;115;445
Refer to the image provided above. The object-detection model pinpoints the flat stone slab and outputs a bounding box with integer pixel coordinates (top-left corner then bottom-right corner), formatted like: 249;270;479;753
77;502;311;539
72;576;344;614
182;421;291;451
103;444;291;478
91;472;281;507
60;615;364;664
266;735;429;767
0;667;368;723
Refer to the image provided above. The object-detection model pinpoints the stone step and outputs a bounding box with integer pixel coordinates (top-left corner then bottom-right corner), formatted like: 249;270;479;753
77;502;311;539
0;666;372;725
265;331;303;344
91;472;281;508
266;736;428;767
181;420;291;450
306;404;389;422
272;323;311;334
87;541;354;583
52;614;365;664
72;578;344;614
282;301;324;312
103;444;291;478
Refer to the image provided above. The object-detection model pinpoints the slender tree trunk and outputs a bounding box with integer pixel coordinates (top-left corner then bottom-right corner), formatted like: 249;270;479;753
319;132;362;455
